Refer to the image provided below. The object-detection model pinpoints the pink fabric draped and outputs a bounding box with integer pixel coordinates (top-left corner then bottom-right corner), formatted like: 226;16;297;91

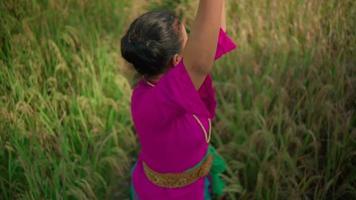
130;28;236;200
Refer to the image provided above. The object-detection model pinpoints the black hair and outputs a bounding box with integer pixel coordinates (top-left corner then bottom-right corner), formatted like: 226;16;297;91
121;11;183;77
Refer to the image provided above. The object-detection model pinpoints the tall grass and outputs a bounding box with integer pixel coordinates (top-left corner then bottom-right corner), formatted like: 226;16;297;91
0;0;136;199
215;1;356;199
1;0;355;199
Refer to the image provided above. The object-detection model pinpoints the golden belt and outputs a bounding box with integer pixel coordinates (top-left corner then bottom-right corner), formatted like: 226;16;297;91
142;154;213;188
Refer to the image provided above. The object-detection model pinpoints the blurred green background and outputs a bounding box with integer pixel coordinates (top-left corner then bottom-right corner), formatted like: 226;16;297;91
0;0;355;199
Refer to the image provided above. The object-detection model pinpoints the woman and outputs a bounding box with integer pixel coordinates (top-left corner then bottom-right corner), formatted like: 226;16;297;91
121;0;236;199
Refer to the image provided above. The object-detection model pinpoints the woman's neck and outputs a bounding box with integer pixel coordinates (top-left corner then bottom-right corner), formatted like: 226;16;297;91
144;74;163;85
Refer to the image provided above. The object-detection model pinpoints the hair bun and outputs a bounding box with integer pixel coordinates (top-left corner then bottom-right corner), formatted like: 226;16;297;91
120;11;183;77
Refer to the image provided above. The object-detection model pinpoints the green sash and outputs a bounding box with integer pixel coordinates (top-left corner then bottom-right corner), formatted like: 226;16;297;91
207;145;227;197
190;145;227;197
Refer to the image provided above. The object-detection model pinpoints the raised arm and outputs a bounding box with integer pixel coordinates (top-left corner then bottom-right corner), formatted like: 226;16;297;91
221;0;226;31
182;0;225;90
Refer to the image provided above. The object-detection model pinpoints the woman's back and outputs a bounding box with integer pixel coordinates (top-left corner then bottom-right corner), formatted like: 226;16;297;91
121;0;236;199
130;28;236;199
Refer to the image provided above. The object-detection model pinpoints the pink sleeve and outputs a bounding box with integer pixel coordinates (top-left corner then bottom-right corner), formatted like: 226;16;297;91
215;28;237;60
149;28;236;121
152;59;212;120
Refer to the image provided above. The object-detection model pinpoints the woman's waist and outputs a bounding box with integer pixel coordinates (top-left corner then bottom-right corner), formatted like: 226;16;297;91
138;145;208;173
132;155;209;191
131;160;206;200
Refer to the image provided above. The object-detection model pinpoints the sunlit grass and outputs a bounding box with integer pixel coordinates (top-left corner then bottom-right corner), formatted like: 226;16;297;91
0;0;136;199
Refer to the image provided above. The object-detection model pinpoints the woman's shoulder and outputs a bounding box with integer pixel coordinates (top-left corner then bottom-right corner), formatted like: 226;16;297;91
131;80;150;110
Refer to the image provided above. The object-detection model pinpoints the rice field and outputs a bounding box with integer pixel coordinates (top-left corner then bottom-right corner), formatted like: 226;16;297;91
0;0;355;199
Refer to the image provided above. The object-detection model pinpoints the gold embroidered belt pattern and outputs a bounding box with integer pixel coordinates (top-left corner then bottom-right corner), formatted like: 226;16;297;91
142;154;214;188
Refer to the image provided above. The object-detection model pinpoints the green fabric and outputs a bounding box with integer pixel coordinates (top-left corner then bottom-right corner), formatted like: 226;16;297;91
181;144;227;198
208;145;227;197
130;162;139;200
130;184;134;200
204;176;212;200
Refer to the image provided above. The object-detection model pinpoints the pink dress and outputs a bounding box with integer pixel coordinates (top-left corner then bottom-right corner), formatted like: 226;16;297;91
130;28;236;200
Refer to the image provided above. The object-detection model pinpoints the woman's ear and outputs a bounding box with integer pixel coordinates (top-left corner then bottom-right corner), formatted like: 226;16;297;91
171;54;182;66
